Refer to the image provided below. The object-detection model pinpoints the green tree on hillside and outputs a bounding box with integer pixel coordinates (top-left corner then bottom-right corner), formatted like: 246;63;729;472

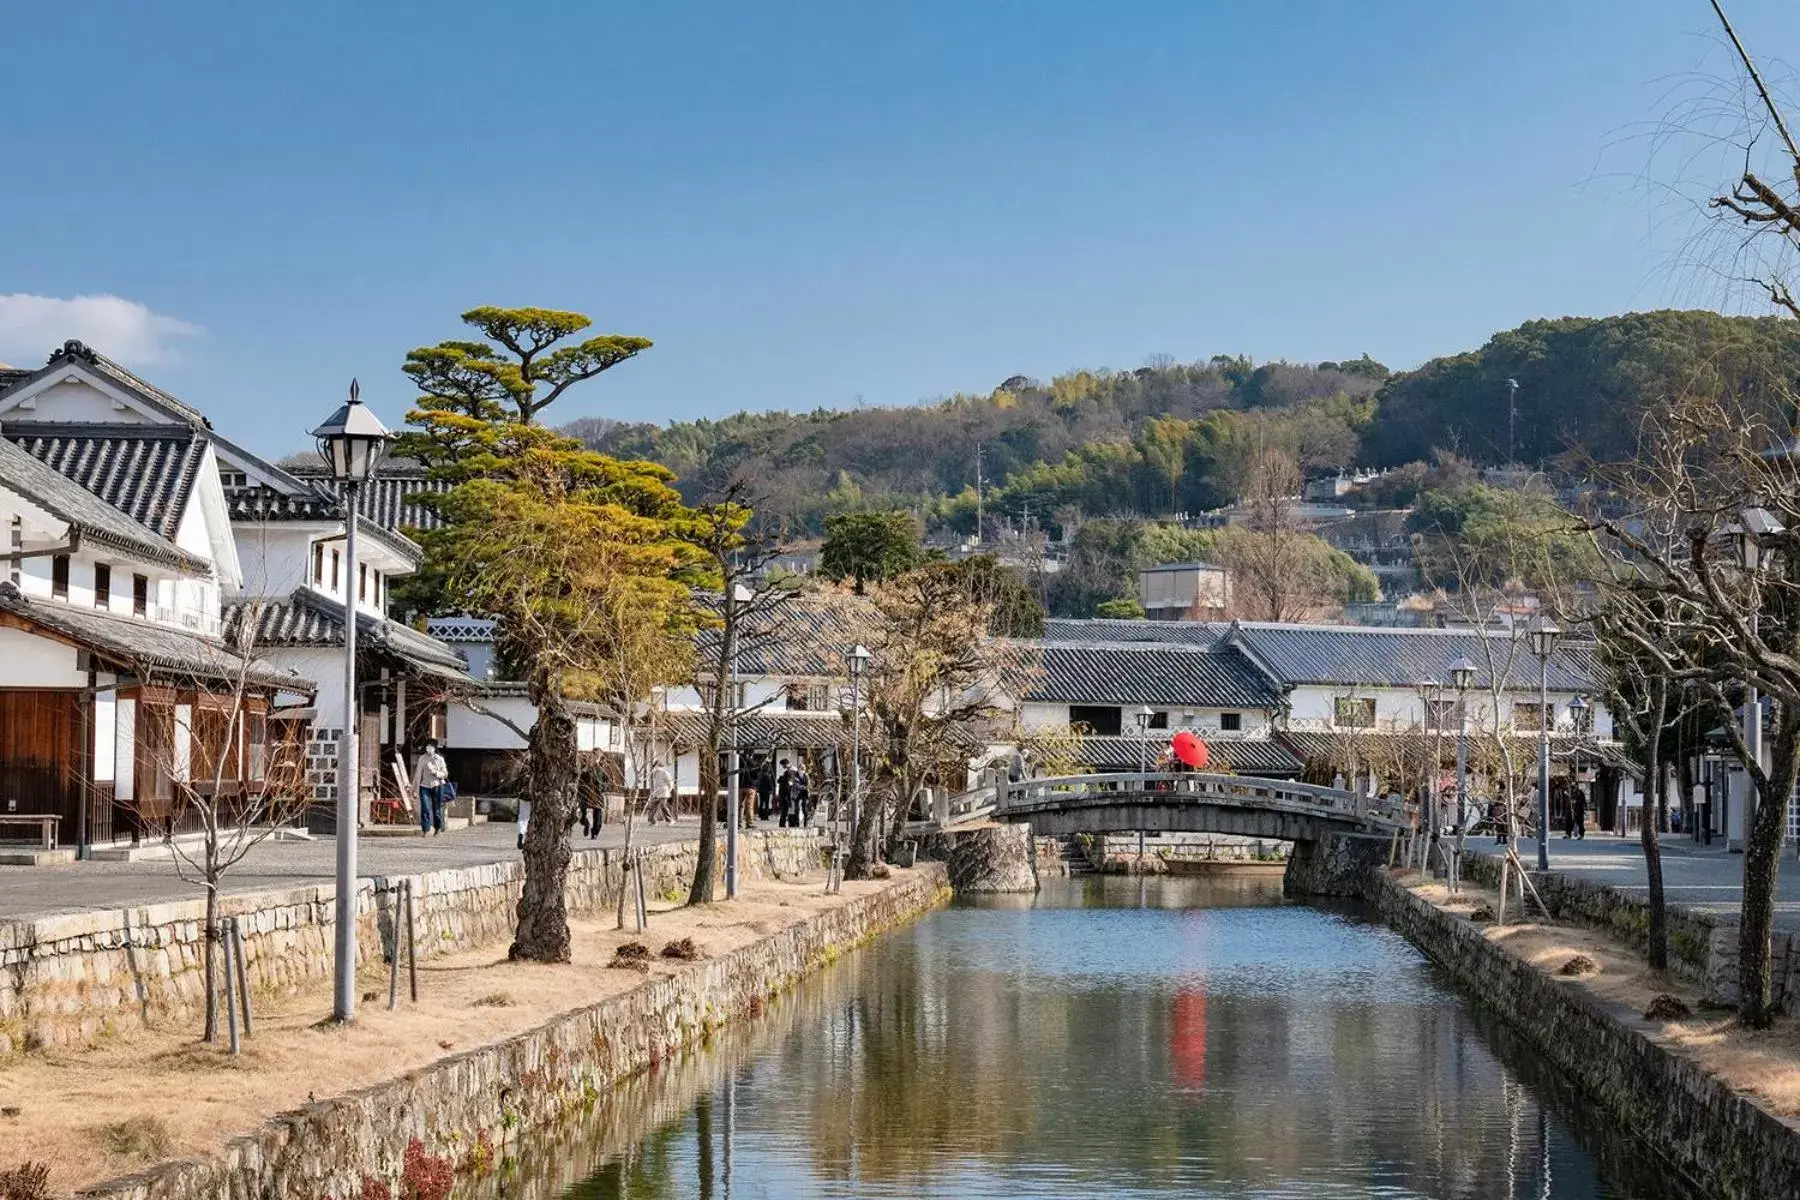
401;306;651;425
820;510;925;593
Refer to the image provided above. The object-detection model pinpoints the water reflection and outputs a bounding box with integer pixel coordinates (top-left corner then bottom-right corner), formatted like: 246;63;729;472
484;876;1686;1199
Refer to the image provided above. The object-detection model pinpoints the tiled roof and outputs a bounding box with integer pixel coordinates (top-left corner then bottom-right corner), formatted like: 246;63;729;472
290;464;449;533
0;438;206;573
658;708;847;749
1042;618;1222;647
5;423;207;541
224;590;473;684
0;340;212;428
1071;734;1303;777
1274;728;1601;768
223;484;423;565
0;583;300;690
710;592;878;678
1023;642;1283;710
1228;622;1597;692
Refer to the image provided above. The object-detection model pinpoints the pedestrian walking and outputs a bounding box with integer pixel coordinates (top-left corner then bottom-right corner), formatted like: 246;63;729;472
415;740;449;837
1572;784;1588;840
755;757;776;824
1008;747;1026;785
579;784;604;840
648;760;674;824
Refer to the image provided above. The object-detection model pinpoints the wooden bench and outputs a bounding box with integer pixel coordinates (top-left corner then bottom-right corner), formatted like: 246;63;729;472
0;813;61;849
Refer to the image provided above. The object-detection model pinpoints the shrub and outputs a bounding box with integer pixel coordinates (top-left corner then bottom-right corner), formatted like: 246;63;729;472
0;1162;50;1200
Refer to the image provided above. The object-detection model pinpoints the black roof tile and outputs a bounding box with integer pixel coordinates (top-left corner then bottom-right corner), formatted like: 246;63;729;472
1024;642;1283;710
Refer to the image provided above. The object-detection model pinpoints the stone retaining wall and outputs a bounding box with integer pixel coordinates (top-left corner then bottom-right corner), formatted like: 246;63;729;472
1372;871;1800;1200
76;865;950;1200
0;831;826;1056
1463;851;1800;1018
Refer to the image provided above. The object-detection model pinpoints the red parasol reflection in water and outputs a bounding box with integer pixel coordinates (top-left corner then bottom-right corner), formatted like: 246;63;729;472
1171;986;1207;1091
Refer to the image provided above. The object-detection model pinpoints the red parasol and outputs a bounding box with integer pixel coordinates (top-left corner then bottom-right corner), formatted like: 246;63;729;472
1171;730;1209;769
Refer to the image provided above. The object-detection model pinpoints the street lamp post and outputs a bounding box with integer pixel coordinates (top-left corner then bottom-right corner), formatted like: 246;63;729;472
1569;693;1591;835
1729;507;1782;852
1449;656;1475;836
311;380;393;1024
1527;618;1561;872
1414;679;1443;871
726;582;753;900
846;644;870;875
1135;707;1154;865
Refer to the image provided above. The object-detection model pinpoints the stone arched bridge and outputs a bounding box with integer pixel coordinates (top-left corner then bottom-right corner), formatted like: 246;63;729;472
911;772;1407;896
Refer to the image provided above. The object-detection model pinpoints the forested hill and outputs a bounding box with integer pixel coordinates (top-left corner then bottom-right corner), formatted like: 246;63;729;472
564;310;1800;534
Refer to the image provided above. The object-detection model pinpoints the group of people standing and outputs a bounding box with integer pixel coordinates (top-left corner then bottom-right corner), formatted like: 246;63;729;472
750;756;815;827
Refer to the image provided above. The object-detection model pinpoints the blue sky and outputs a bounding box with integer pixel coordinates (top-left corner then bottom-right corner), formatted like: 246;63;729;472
0;1;1792;455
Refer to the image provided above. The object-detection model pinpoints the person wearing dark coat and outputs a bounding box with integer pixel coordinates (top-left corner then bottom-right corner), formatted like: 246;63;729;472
1571;784;1588;840
776;759;797;828
755;758;776;823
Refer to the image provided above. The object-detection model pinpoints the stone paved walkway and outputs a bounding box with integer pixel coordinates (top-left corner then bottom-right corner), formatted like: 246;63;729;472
1479;831;1800;931
0;815;779;924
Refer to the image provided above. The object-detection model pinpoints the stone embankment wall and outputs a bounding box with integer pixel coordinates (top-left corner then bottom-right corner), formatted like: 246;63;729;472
915;824;1039;893
0;831;825;1056
1373;872;1800;1200
1464;851;1800;1019
78;865;950;1200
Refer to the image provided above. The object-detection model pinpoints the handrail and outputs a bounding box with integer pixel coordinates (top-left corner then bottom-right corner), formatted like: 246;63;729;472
918;771;1403;833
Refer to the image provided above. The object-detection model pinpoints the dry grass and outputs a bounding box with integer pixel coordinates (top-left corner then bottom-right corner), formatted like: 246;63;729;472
0;870;912;1195
1414;876;1800;1119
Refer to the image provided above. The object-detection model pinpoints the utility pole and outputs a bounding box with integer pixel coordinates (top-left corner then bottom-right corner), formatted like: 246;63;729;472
974;442;985;546
1506;378;1519;466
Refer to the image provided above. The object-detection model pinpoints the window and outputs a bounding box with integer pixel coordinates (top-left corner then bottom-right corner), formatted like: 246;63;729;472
1570;703;1594;735
133;574;149;617
1334;697;1377;729
312;542;324;584
330;549;340;592
218;469;249;488
1514;702;1548;732
1426;698;1464;731
51;554;69;599
1148;711;1169;730
1070;705;1124;736
786;682;834;712
6;516;18;586
1220;711;1242;732
358;563;367;602
93;563;111;609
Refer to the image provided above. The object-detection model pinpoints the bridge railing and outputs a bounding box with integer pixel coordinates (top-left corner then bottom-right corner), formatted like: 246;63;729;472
988;772;1403;830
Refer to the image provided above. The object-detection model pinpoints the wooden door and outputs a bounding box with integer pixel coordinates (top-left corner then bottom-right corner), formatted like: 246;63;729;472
0;690;81;844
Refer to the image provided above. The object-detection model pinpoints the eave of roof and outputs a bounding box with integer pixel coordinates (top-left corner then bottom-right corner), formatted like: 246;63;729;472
224;590;473;685
0;584;303;691
0;437;209;574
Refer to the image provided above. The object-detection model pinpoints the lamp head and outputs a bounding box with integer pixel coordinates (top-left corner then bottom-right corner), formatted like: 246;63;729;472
1527;618;1561;659
848;643;871;678
310;379;392;483
1447;656;1477;691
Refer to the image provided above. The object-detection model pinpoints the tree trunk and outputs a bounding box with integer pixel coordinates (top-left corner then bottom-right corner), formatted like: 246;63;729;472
1641;683;1669;972
511;691;578;962
845;780;886;879
688;747;720;905
203;882;220;1042
1738;711;1798;1027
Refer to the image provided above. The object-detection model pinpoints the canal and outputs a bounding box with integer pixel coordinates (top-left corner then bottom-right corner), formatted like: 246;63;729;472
500;875;1685;1199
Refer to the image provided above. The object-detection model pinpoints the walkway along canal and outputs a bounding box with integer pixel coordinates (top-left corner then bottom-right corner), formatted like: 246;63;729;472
487;876;1692;1200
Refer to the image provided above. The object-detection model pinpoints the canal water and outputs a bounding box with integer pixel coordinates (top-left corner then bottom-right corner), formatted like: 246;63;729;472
502;875;1686;1199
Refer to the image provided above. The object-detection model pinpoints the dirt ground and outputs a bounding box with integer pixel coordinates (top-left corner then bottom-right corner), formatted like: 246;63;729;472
1411;874;1800;1120
0;869;912;1195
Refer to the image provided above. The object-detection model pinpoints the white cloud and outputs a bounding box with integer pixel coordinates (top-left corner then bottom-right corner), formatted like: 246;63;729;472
0;293;201;367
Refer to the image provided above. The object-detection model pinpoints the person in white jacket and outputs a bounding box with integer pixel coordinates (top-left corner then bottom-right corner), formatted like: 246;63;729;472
414;741;449;836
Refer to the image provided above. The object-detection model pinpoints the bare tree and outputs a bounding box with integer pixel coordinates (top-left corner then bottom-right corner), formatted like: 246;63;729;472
847;564;1025;878
121;605;311;1042
685;489;799;905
